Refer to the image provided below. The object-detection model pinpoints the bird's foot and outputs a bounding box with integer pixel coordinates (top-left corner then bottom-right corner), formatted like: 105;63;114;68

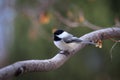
60;50;70;56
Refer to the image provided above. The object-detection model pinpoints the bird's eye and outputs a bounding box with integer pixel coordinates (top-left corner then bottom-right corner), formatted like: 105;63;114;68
54;30;64;35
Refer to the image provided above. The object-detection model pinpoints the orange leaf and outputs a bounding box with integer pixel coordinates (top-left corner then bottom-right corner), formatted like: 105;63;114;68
52;28;57;33
79;15;85;23
28;28;38;41
39;13;50;24
95;39;102;48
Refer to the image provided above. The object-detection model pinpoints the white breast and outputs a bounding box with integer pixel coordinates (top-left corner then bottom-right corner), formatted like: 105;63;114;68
54;41;79;52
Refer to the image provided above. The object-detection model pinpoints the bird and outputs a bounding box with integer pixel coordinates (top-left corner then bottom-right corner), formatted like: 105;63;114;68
53;29;96;52
53;29;94;52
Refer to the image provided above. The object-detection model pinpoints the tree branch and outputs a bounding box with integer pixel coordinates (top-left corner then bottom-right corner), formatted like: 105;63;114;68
54;11;102;30
0;27;120;80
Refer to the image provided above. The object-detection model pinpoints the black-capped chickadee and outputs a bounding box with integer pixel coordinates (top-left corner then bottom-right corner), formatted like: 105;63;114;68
53;29;95;52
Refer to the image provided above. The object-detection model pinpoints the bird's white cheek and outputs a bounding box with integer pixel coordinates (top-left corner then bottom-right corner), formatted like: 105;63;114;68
58;32;70;38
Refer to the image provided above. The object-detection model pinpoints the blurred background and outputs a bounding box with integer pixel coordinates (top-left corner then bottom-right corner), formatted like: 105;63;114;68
0;0;120;80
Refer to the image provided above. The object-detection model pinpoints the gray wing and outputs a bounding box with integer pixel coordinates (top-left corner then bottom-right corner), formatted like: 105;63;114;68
63;36;82;43
63;36;96;45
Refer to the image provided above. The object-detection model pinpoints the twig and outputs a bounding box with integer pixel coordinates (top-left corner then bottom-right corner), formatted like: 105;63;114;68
54;11;102;30
54;11;80;27
110;42;118;59
82;20;102;30
114;16;120;27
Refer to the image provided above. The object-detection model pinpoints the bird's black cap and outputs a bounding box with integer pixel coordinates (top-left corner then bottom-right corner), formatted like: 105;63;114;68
53;30;64;41
54;30;64;35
